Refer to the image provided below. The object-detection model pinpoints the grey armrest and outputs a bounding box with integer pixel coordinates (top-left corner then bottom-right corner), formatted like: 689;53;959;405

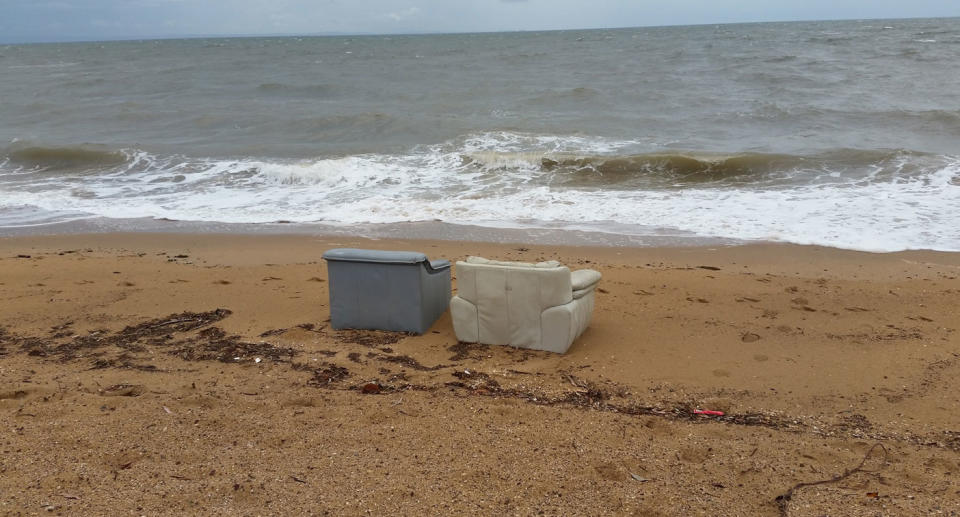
428;259;451;271
322;248;428;264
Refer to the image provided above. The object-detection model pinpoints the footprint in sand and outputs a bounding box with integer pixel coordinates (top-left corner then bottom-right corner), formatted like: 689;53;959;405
741;332;761;343
753;354;769;362
593;462;627;481
712;369;731;377
678;446;712;462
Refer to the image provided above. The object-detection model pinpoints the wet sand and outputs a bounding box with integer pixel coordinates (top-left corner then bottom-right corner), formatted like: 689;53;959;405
0;233;958;515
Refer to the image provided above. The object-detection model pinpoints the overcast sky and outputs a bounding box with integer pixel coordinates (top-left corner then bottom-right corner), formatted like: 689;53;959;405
2;0;959;44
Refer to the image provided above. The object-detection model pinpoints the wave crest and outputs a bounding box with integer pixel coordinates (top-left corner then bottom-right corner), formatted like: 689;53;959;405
461;148;942;186
6;146;128;171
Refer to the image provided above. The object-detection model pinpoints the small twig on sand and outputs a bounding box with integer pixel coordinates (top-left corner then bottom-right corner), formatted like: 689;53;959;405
564;374;588;389
150;317;197;329
775;443;888;516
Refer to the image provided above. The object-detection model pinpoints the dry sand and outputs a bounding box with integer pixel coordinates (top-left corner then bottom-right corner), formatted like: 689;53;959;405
0;232;958;515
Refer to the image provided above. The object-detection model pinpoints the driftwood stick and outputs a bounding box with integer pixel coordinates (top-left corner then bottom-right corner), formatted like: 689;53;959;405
775;443;888;516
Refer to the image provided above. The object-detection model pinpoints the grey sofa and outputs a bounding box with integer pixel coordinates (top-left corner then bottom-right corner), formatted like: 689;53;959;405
322;248;451;334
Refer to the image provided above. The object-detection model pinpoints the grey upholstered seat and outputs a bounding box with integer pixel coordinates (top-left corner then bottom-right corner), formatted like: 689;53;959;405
322;248;451;334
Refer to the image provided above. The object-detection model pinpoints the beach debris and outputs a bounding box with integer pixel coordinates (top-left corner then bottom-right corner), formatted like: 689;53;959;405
361;382;381;394
693;409;725;416
447;341;486;361
171;326;296;363
629;473;651;482
375;353;445;371
254;357;262;363
334;328;410;347
99;384;144;397
60;493;80;500
147;308;232;331
698;265;721;271
775;443;888;516
305;363;349;386
162;406;173;414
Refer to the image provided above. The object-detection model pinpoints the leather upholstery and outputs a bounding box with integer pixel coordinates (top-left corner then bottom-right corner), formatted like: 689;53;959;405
451;256;601;353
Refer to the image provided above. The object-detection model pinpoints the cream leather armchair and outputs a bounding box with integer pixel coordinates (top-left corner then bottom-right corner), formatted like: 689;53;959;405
450;256;601;354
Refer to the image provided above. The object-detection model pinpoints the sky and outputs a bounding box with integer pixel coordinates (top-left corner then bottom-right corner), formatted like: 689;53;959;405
2;0;959;44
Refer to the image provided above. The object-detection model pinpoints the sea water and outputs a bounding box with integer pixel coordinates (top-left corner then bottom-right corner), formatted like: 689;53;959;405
1;18;959;251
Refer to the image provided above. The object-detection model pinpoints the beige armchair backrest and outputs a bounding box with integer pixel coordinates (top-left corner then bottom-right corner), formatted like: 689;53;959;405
454;256;573;310
451;256;600;353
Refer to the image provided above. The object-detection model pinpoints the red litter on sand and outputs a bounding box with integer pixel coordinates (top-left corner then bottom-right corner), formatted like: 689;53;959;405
694;409;725;416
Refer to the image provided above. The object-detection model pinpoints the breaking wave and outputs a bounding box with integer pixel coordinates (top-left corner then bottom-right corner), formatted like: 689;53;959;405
1;133;959;251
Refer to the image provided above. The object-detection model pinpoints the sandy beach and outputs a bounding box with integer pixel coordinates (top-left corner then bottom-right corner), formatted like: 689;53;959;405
1;232;959;515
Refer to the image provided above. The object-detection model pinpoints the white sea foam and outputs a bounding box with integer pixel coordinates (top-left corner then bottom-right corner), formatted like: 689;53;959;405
1;133;958;252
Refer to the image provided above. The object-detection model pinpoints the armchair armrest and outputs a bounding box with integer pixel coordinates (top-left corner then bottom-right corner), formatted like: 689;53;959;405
571;269;601;291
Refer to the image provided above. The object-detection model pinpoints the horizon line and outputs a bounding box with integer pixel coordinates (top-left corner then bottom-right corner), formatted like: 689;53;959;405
2;14;957;46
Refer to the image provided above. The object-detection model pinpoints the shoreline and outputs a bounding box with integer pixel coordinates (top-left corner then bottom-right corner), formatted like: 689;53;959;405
1;232;958;514
0;216;743;248
4;215;959;254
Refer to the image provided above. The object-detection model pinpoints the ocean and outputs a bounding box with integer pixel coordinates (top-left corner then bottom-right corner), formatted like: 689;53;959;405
1;18;958;251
